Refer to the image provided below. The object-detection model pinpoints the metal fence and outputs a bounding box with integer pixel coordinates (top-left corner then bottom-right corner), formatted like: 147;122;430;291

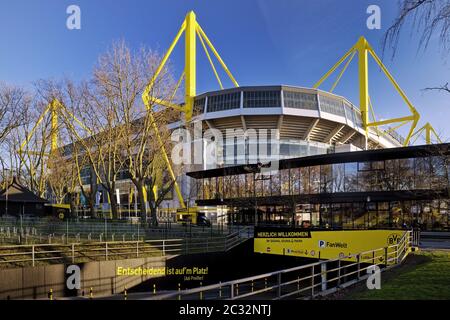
0;218;249;244
143;230;416;300
0;227;252;269
0;239;181;268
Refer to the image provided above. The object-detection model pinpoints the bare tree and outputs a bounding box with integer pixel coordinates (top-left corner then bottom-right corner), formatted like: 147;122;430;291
46;149;77;204
72;41;178;222
0;83;29;188
384;0;450;93
8;86;56;197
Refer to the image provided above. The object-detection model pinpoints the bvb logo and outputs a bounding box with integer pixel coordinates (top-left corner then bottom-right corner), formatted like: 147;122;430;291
387;234;400;246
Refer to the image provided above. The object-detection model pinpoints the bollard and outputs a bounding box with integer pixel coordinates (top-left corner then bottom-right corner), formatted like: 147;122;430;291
251;280;254;292
199;282;203;300
264;278;267;289
48;288;53;300
219;281;222;298
178;283;181;300
153;284;156;295
89;287;93;299
236;283;239;296
124;287;127;300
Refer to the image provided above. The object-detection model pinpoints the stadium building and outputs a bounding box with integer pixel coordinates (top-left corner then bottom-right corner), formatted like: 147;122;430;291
56;11;448;231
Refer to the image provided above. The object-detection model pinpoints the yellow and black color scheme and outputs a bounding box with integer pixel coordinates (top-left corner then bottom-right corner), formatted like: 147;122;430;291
254;227;407;263
176;207;200;224
176;207;211;226
44;203;71;220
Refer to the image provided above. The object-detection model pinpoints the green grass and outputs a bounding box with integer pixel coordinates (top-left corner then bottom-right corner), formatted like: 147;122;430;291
347;250;450;300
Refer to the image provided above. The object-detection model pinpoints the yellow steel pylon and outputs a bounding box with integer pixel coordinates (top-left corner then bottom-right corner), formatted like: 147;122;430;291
142;11;238;122
18;98;91;157
410;122;443;145
142;11;239;208
314;36;420;147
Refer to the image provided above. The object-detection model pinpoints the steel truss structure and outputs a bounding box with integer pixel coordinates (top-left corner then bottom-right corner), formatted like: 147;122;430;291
314;36;422;147
141;11;239;208
18;99;91;157
410;122;442;145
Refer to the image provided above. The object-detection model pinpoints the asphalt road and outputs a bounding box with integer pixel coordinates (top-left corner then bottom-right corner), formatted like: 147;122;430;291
419;240;450;250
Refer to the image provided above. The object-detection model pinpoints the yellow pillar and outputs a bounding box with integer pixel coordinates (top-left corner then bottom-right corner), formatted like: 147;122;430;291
425;123;431;144
357;37;369;146
51;100;58;153
143;186;148;203
184;11;197;121
152;185;158;202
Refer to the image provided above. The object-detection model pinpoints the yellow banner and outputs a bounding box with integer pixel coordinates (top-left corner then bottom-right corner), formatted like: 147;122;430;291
254;229;406;263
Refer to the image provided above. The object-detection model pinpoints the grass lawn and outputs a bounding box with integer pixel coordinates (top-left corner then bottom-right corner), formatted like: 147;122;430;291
339;250;450;300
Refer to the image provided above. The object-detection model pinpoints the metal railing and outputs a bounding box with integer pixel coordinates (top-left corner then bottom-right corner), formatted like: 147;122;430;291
0;226;252;268
182;227;252;254
0;239;183;268
0;219;251;244
144;230;416;300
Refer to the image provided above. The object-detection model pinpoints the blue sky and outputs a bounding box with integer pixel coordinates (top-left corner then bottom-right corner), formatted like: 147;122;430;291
0;0;449;141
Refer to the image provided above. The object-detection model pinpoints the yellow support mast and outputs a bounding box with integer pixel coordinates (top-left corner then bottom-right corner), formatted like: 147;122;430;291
185;11;196;121
314;36;420;147
357;37;370;141
18;98;92;157
142;11;239;209
410;122;442;145
50;99;59;154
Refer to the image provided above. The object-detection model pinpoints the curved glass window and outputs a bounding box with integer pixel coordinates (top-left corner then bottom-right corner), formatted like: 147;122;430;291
243;91;280;108
283;91;318;110
319;95;345;117
207;92;240;112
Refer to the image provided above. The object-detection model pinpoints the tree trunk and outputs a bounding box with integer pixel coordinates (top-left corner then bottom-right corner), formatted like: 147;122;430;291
69;193;77;218
89;182;97;218
135;180;148;222
108;186;119;219
149;203;158;227
148;186;159;227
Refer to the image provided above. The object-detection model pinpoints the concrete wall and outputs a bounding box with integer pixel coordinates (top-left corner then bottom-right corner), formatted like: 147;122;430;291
0;256;170;300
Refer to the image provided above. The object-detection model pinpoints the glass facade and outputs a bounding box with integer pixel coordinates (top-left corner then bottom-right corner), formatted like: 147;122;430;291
243;91;280;108
197;86;404;146
193;150;450;231
193;97;206;113
319;95;346;117
220;139;330;167
206;92;240;112
283;91;318;110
